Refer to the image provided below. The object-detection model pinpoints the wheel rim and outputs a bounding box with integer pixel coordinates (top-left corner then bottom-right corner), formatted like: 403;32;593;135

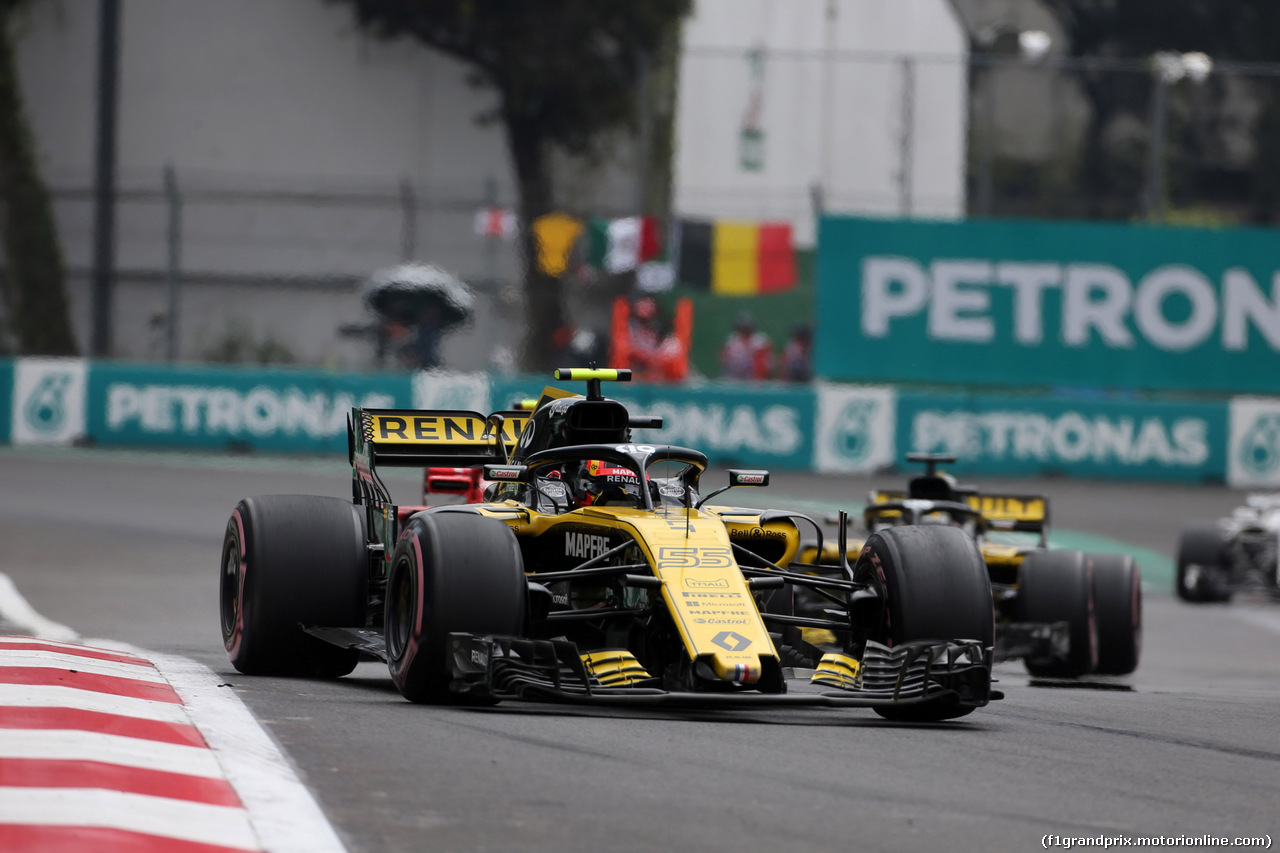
386;558;415;662
219;539;242;641
851;550;892;647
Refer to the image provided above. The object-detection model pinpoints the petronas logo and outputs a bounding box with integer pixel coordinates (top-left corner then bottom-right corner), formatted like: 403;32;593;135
833;399;878;463
1239;414;1280;476
23;373;71;435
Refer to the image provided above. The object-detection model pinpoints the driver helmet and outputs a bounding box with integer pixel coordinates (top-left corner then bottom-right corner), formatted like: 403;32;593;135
573;460;643;507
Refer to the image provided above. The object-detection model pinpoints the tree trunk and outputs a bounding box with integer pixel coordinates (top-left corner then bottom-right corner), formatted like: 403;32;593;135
506;114;565;375
0;7;76;355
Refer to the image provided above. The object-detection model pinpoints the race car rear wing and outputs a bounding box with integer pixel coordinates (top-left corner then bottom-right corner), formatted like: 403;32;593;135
867;489;1049;534
349;407;531;468
966;493;1049;534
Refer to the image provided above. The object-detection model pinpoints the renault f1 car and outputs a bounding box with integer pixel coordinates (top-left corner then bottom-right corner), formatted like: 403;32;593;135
1176;494;1280;603
220;370;997;721
849;454;1141;678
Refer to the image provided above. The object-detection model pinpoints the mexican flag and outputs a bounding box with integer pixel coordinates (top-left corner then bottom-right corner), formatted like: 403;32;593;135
587;216;662;273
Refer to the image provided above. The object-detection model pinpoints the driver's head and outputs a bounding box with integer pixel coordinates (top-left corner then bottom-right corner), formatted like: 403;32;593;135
573;459;642;507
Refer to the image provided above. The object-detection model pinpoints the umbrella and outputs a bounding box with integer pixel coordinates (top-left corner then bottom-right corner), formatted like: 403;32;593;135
362;263;475;329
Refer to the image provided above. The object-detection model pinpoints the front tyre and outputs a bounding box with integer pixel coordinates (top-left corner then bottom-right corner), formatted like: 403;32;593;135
1175;525;1232;603
386;511;527;704
1018;549;1097;678
1090;553;1142;675
855;525;994;722
220;495;367;677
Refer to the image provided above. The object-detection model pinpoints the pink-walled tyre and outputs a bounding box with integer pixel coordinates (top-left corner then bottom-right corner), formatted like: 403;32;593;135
1018;549;1097;678
220;495;366;677
385;511;526;704
855;525;994;722
1090;553;1142;675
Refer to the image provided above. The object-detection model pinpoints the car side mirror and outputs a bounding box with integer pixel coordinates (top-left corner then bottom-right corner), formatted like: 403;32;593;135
483;464;528;484
729;469;769;488
697;468;771;508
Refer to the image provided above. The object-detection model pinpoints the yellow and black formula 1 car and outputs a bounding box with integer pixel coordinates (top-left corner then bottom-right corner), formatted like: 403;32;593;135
851;454;1141;679
220;370;996;721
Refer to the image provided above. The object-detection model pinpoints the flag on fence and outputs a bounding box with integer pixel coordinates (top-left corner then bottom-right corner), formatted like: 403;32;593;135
587;216;662;273
474;207;517;239
676;219;795;294
532;212;583;277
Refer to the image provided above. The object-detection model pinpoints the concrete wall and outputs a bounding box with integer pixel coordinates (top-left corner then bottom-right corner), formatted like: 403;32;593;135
675;0;968;244
16;0;969;366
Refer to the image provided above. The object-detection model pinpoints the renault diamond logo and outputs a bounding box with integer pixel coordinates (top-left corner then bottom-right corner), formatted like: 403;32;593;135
711;631;751;652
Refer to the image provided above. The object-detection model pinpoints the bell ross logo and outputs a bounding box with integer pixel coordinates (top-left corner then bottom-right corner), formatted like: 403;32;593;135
1240;414;1280;477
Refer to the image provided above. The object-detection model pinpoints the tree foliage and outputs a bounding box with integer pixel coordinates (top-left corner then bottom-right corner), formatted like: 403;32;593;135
0;0;76;354
335;0;689;371
1039;0;1280;221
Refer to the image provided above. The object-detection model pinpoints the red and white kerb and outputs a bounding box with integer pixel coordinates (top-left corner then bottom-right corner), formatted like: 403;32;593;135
0;635;346;853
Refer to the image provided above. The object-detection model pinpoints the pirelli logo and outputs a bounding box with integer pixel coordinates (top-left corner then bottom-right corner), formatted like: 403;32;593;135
365;411;529;446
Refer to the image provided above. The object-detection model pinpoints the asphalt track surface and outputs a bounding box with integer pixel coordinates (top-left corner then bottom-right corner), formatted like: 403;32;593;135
2;446;1278;852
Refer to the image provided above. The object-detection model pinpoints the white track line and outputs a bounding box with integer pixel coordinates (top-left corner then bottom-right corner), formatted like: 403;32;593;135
1234;607;1280;637
0;788;260;850
0;575;79;642
144;651;350;853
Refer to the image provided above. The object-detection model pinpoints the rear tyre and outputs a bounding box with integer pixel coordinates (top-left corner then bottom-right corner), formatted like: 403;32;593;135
220;495;367;677
1175;525;1232;603
1090;553;1142;675
385;511;527;704
1018;549;1096;678
855;525;994;722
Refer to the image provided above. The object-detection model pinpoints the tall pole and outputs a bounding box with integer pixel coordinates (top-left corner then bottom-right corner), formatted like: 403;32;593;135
897;57;915;217
819;0;837;203
1145;71;1169;220
163;164;180;362
90;0;120;357
399;177;416;261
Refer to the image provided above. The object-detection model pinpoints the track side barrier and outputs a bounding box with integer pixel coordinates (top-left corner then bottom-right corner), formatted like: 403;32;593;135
1;358;1265;485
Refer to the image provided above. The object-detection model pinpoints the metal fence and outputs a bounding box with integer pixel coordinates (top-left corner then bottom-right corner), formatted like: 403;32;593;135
967;51;1280;223
32;49;1280;368
47;173;529;370
679;43;1280;227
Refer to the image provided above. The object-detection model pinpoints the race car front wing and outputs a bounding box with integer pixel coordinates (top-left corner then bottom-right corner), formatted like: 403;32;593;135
445;633;996;709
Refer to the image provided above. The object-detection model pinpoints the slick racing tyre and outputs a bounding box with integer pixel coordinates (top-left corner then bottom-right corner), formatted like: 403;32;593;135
1175;525;1232;603
1089;553;1142;676
1018;549;1097;678
855;525;994;722
221;495;367;677
385;511;527;704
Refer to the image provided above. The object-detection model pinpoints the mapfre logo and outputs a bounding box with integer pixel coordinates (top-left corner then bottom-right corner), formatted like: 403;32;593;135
565;532;610;559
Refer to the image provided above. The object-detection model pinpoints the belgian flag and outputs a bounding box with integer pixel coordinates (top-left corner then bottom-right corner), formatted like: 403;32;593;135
676;219;795;294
